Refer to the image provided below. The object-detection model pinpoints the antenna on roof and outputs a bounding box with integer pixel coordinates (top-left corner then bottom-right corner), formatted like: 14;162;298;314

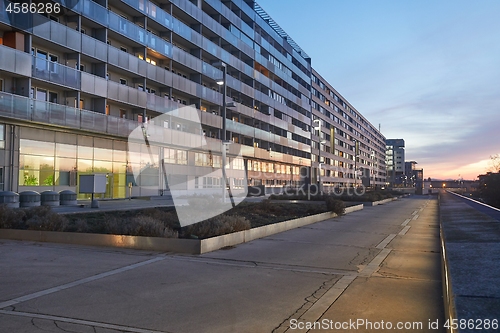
379;123;381;132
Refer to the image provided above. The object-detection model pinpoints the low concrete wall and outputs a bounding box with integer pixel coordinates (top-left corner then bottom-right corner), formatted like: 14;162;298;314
439;191;500;332
200;204;363;253
0;229;201;254
0;204;364;255
365;197;399;206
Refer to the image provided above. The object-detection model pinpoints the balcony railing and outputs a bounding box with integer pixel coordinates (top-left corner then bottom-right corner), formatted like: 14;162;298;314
32;56;81;90
0;91;137;137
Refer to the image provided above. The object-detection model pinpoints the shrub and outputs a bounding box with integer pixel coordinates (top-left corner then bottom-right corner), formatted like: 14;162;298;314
0;204;27;229
102;216;123;235
24;206;68;231
73;219;90;233
128;216;178;238
182;214;250;239
325;197;345;216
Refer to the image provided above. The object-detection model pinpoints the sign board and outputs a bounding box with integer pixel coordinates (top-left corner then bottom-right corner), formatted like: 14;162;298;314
79;174;107;194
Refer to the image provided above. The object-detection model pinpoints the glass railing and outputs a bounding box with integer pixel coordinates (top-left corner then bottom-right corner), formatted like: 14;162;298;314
0;91;137;137
0;45;32;76
32;57;81;90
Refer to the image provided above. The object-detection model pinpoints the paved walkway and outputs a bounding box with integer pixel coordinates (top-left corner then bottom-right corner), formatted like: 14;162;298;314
0;195;444;332
440;191;500;332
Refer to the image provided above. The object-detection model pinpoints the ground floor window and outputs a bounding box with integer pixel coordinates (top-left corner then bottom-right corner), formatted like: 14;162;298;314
18;138;129;199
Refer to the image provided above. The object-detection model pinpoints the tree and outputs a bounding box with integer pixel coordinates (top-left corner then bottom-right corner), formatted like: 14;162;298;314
478;172;500;208
489;154;500;172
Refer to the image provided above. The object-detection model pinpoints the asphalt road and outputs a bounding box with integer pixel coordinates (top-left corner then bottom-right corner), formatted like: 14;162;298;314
0;195;444;333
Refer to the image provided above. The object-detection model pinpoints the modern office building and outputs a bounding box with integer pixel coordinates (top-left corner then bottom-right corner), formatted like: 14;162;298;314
0;0;385;198
385;138;405;187
311;69;386;190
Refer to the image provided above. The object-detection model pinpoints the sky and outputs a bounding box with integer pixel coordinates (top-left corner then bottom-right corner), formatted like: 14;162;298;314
257;0;500;180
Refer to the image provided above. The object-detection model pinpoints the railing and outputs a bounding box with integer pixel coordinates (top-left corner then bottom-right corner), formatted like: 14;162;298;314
0;91;137;137
32;56;81;90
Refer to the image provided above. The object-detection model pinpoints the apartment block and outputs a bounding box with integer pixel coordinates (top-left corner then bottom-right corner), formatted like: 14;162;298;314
0;0;385;198
311;70;386;189
386;138;405;187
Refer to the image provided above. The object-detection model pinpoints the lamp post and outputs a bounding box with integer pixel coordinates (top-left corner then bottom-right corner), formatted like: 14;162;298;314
352;139;359;188
318;139;326;194
215;62;237;205
312;119;324;194
371;150;376;189
215;62;229;203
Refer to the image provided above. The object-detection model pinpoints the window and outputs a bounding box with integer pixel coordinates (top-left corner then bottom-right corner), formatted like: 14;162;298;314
164;148;187;165
119;78;127;85
48;92;57;104
195;152;210;166
79;99;84;109
49;54;58;72
0;79;3;91
120;46;127;52
0;124;4;149
36;89;47;101
119;109;127;118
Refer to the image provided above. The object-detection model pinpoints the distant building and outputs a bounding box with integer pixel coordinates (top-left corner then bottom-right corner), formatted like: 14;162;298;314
386;139;405;187
404;161;418;187
311;70;386;190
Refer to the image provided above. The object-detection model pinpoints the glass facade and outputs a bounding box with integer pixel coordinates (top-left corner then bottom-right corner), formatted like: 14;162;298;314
19;138;129;199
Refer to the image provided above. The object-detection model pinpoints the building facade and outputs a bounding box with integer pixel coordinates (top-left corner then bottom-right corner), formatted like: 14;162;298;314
0;0;385;198
385;138;405;187
311;69;386;190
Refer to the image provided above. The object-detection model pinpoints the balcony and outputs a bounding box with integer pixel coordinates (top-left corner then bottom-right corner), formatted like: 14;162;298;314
0;91;136;137
32;56;81;90
0;45;32;77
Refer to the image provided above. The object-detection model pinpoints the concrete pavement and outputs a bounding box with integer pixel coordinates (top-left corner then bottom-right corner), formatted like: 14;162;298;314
440;191;500;333
0;195;444;332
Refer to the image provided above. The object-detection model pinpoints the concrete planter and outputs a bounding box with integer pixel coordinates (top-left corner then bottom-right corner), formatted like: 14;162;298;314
364;197;399;206
0;204;364;254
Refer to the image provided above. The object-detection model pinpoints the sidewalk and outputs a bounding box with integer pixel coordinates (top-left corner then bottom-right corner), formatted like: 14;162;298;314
440;191;500;332
0;195;443;333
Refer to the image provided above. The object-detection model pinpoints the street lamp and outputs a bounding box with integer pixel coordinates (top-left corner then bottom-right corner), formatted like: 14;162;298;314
352;139;359;188
214;61;238;205
319;139;326;194
371;150;376;189
312;119;325;194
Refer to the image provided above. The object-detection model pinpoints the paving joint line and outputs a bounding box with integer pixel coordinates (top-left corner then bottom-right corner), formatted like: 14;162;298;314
399;225;411;235
376;234;396;249
0;256;167;309
0;310;170;333
281;246;394;332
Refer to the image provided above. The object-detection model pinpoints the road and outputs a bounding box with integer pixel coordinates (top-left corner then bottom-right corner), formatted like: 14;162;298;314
0;195;444;333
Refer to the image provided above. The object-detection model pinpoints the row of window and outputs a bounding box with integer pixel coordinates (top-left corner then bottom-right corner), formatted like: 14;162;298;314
312;75;385;147
194;177;245;189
